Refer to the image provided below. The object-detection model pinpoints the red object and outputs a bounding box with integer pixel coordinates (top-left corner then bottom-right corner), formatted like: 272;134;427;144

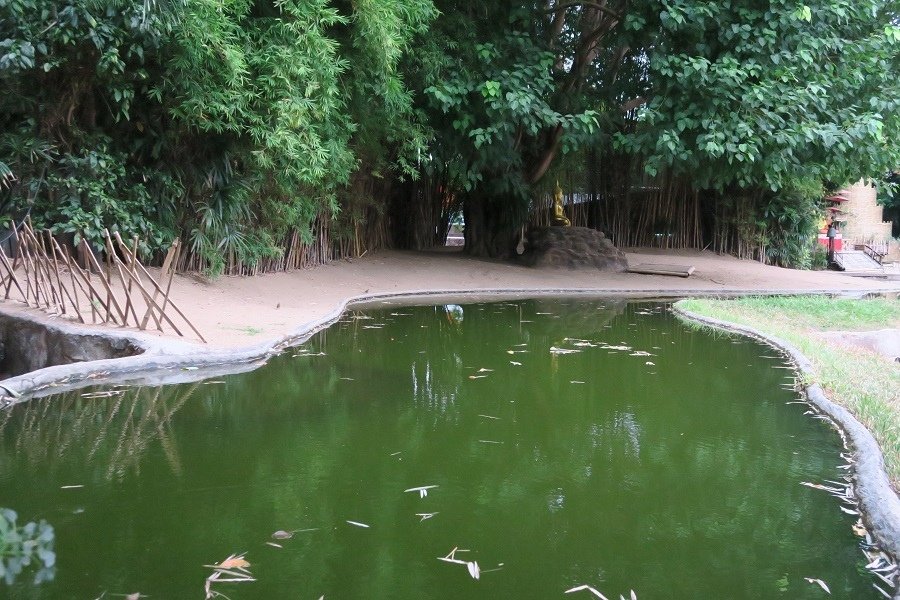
817;233;842;251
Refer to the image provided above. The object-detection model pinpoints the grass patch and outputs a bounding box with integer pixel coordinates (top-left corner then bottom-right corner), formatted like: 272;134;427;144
678;295;900;485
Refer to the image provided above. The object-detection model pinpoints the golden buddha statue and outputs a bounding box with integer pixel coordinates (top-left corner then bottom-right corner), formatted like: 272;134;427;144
551;180;570;227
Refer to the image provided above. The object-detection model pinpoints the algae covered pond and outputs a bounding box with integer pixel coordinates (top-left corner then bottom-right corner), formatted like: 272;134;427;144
0;300;888;598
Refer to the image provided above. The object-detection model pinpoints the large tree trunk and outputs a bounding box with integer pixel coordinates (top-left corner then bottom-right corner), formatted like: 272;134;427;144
463;193;522;259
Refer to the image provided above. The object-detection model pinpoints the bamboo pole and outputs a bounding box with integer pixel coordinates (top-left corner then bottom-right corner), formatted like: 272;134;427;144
81;238;127;325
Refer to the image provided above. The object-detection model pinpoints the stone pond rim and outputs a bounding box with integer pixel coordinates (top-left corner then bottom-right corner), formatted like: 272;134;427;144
518;226;628;271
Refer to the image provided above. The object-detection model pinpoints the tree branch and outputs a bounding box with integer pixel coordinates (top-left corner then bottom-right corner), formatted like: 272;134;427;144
542;1;623;21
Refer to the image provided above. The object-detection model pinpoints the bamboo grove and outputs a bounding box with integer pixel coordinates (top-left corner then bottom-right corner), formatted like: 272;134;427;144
2;0;899;272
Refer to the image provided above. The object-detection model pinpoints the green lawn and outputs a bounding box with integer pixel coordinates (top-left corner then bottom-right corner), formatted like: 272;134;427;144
677;295;900;485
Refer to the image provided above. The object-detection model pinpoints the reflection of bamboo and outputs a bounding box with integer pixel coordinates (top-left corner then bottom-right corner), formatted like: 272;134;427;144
1;383;200;480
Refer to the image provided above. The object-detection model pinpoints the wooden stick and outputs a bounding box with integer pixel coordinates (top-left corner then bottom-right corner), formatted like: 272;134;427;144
136;236;178;330
104;229;139;327
10;225;35;305
45;230;68;316
54;240;101;324
122;250;206;343
81;238;127;325
155;241;181;329
112;232;164;333
107;240;185;338
53;240;82;317
0;245;27;301
26;225;64;313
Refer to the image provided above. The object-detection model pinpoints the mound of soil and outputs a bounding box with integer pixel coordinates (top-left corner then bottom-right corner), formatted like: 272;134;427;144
520;226;628;271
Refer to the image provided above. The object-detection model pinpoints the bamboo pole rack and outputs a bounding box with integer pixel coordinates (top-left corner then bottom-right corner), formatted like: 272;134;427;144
0;221;206;343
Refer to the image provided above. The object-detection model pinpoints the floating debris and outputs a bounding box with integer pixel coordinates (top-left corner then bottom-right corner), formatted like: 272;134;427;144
417;512;438;522
346;521;370;528
510;361;522;366
202;380;226;385
565;584;609;599
550;347;580;355
60;485;84;489
204;553;255;599
404;485;438;499
804;577;830;594
80;390;125;399
468;375;488;380
478;414;500;420
477;440;502;444
437;547;481;580
570;381;586;384
265;542;282;548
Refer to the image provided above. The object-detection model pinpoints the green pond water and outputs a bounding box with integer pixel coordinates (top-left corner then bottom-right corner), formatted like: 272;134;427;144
0;300;887;599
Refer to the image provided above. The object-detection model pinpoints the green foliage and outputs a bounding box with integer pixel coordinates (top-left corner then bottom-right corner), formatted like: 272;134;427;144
1;0;436;269
0;508;55;585
620;0;900;193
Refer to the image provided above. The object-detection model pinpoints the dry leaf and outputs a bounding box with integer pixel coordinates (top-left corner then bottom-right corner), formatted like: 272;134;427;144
219;556;251;569
804;578;831;594
467;561;480;580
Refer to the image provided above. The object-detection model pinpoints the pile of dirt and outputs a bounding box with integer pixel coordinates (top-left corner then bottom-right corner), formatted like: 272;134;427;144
520;226;628;271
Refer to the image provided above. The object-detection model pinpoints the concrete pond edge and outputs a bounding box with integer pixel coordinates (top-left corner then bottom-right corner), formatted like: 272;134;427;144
673;302;900;582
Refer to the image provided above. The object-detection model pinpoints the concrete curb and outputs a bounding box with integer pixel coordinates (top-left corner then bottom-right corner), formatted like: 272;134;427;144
673;303;900;578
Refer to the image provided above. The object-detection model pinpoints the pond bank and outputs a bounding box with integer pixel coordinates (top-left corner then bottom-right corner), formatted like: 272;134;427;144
1;249;899;403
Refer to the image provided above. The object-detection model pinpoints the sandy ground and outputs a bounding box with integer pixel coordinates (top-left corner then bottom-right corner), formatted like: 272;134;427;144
3;247;899;349
110;247;894;348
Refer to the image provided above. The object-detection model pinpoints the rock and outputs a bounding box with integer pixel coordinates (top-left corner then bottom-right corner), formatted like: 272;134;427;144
519;226;628;271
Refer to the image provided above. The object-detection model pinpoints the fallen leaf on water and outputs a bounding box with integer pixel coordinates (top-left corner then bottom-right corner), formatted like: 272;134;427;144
550;346;579;355
467;561;480;580
346;520;370;528
218;556;251;569
804;577;830;594
404;485;438;498
565;584;610;599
